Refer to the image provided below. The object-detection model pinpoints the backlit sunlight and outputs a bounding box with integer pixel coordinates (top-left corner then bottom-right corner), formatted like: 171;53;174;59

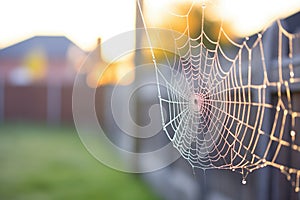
1;0;299;57
145;0;300;37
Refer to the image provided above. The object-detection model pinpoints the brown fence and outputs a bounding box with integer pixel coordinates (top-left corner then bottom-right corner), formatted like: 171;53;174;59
1;84;108;124
3;84;73;123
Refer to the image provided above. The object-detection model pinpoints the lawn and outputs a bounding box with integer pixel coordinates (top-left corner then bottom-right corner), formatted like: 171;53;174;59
0;122;160;200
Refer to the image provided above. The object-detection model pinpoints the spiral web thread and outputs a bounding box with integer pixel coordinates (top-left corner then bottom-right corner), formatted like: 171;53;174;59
138;0;300;191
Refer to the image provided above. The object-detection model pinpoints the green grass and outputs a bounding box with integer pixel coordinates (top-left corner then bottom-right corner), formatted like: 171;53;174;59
0;122;160;200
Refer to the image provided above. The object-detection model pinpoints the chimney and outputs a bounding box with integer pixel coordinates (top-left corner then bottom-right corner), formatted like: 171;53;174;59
97;37;102;60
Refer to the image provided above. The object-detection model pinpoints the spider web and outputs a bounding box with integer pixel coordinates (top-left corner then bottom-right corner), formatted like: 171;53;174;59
138;0;300;191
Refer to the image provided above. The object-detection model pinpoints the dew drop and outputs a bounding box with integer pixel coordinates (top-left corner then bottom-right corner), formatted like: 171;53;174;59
276;106;280;112
290;130;296;137
242;179;247;185
258;33;262;38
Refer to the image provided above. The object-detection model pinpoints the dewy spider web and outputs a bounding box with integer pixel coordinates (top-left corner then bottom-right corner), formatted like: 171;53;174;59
138;0;300;191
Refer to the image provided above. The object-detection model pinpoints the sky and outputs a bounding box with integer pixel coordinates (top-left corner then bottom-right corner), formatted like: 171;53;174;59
0;0;136;51
0;0;300;52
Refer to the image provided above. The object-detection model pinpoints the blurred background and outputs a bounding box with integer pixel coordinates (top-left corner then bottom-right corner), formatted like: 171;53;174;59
0;0;300;200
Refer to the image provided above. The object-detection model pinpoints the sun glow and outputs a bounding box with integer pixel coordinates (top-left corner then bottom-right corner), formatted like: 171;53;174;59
145;0;300;37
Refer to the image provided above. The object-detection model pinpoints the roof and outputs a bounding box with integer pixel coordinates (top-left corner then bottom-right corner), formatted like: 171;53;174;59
0;36;85;60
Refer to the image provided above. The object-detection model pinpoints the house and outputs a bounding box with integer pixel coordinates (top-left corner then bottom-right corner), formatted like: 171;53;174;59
0;36;86;123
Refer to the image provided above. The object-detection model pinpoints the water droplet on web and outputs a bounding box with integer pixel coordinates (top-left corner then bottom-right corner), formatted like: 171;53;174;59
290;130;296;137
242;179;247;185
258;33;262;38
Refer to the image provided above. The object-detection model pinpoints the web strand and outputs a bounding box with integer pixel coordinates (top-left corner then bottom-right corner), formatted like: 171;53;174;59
138;0;300;192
